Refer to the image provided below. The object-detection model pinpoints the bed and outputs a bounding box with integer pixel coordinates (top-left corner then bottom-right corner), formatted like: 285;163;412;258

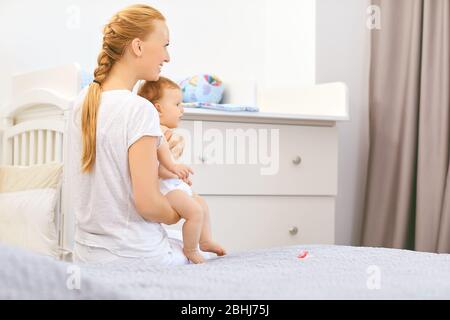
2;242;450;299
0;64;449;300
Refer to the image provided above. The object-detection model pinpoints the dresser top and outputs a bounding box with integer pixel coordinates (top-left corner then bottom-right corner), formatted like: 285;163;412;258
182;108;348;126
182;82;350;126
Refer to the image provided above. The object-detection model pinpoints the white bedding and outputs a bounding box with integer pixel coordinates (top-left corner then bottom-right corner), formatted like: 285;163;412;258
1;242;449;299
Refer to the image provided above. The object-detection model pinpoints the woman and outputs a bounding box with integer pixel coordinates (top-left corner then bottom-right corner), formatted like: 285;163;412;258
69;4;199;265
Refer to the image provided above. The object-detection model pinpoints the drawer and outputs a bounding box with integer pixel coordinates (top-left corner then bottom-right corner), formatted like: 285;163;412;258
175;120;337;196
163;195;335;252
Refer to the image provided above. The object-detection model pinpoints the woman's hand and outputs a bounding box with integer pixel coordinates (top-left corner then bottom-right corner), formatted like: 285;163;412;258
164;129;173;144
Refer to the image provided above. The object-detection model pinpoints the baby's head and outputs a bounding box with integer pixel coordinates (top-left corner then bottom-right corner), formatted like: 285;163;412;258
138;76;184;129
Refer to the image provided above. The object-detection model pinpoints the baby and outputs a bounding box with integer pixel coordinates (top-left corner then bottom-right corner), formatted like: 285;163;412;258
138;77;226;264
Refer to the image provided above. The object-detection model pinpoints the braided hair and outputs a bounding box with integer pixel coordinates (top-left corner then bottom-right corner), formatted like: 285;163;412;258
81;4;165;173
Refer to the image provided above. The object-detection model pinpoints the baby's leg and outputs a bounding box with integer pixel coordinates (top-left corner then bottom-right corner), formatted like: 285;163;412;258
166;190;205;264
192;193;226;256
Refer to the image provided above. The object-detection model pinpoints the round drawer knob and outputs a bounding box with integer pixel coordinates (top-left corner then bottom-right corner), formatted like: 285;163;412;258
199;156;206;163
292;156;302;165
289;226;298;235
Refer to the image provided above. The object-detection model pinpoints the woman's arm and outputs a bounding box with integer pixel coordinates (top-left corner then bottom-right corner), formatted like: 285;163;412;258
128;136;180;225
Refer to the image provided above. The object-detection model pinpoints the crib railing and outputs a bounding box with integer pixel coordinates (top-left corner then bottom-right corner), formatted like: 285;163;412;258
2;119;65;166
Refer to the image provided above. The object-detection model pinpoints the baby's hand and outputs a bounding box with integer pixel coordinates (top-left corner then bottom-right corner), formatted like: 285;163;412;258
182;176;192;186
171;164;194;179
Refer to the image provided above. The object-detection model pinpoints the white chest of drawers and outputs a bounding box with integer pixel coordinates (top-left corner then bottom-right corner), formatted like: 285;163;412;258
164;108;340;252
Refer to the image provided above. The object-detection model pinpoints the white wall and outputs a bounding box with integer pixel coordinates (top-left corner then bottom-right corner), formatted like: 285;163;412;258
316;0;370;245
0;0;316;111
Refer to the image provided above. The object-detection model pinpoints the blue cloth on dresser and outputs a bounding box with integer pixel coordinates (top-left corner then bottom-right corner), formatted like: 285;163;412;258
181;102;259;112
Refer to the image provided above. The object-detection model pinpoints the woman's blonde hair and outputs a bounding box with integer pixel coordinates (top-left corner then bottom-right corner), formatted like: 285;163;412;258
81;4;165;173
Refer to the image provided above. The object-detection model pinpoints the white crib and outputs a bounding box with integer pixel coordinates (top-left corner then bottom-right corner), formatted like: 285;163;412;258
0;64;82;259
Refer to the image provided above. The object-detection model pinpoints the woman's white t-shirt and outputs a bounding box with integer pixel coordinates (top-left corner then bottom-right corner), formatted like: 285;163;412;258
68;87;172;258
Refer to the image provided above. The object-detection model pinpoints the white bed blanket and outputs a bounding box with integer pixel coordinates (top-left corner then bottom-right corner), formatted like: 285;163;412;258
1;243;449;299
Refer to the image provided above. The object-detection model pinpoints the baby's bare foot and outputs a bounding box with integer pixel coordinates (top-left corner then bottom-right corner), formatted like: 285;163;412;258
183;248;206;264
200;241;227;256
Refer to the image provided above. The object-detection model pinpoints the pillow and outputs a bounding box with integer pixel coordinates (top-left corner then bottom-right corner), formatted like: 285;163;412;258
0;163;63;258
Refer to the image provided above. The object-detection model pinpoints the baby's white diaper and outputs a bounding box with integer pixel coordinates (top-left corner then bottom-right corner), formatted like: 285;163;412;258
160;178;193;196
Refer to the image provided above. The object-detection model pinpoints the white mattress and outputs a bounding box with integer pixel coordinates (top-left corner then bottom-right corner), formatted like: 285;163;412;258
1;243;449;299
